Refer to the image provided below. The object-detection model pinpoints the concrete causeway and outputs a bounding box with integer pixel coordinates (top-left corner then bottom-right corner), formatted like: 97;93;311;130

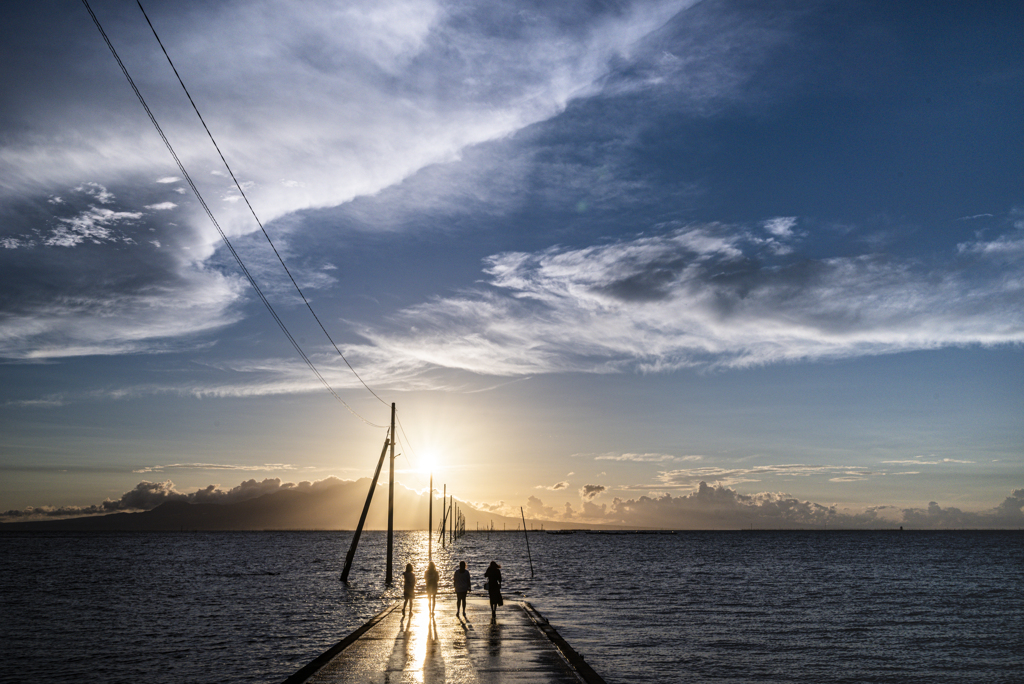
284;594;606;684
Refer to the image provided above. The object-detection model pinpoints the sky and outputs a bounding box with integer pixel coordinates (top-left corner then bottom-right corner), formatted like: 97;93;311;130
1;0;1022;529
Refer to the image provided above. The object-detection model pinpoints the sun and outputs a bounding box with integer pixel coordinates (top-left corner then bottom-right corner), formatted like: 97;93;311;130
418;449;438;475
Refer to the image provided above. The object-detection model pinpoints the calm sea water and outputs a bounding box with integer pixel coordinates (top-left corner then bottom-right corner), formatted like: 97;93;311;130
1;530;1021;683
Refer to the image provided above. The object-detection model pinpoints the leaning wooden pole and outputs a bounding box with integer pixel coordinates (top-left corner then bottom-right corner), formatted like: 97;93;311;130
521;506;534;578
385;402;396;585
340;436;390;582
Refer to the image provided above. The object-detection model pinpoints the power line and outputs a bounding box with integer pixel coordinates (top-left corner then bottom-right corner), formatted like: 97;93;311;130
81;0;386;429
395;413;418;468
136;0;389;409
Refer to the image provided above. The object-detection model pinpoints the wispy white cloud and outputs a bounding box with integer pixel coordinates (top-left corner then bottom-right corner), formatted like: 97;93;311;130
1;396;66;408
74;182;113;205
47;206;143;247
958;235;1024;258
596;452;697;462
1;0;707;361
649;463;877;489
763;216;797;237
133;463;297;474
0;267;244;359
3;0;693;226
881;458;975;465
357;223;1024;376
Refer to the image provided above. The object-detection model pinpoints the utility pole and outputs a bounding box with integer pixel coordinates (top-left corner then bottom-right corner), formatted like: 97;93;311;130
385;402;395;585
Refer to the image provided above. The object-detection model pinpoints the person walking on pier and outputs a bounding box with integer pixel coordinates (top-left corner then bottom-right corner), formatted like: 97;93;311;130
402;563;416;615
484;561;503;619
425;561;440;615
453;560;471;619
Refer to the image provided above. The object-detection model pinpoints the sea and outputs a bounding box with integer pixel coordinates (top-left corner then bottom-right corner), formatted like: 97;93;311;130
1;530;1021;683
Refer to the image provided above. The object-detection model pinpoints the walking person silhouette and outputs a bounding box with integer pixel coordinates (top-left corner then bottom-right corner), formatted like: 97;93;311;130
402;563;416;615
425;561;440;615
484;561;503;620
453;560;471;619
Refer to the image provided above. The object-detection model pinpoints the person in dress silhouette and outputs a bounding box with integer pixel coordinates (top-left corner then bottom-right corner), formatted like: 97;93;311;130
484;560;503;619
453;560;471;619
425;561;440;615
402;563;416;615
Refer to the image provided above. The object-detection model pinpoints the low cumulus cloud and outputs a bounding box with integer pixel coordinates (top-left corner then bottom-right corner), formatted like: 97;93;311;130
525;483;1024;530
5;476;1022;530
0;476;347;522
526;494;561;520
536;481;570;491
361;223;1024;375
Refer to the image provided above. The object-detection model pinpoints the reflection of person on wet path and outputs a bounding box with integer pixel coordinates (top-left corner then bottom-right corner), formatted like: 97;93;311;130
484;561;503;619
402;563;416;615
453;561;471;619
425;561;440;615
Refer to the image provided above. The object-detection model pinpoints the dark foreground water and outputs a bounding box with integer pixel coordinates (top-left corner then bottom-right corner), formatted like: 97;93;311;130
1;530;1021;683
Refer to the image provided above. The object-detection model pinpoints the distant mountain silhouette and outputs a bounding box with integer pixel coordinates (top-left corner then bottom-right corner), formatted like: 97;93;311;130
0;479;568;532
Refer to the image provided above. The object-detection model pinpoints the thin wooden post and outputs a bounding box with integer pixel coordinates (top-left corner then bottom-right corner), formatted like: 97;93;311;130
439;484;446;547
521;507;534;579
385;402;395;585
449;496;454;544
428;471;433;562
340;436;390;582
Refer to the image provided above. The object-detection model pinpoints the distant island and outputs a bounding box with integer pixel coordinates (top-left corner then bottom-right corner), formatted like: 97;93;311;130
0;479;597;532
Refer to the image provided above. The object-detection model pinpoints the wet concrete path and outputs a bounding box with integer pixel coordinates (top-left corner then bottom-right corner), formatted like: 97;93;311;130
288;595;603;683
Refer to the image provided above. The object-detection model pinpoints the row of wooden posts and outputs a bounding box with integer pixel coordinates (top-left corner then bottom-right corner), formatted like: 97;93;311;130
430;480;466;560
341;402;467;584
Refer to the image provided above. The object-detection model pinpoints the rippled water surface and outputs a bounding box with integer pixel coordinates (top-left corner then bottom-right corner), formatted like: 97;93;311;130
1;530;1021;683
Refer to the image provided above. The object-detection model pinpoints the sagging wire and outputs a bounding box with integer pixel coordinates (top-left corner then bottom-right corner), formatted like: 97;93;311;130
81;0;386;429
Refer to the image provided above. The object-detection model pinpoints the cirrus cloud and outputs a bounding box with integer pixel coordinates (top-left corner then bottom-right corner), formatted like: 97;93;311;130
359;222;1024;377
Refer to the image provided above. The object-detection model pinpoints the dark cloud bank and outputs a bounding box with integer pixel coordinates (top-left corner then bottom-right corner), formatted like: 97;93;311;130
3;478;1021;530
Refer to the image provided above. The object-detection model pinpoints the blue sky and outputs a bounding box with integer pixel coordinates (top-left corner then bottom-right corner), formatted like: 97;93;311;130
1;0;1021;528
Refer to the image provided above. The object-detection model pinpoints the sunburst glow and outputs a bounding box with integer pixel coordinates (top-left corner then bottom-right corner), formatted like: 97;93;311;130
418;449;438;475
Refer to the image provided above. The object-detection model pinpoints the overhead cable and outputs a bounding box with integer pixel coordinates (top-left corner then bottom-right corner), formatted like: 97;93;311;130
395;413;418;467
81;0;386;429
136;0;389;409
